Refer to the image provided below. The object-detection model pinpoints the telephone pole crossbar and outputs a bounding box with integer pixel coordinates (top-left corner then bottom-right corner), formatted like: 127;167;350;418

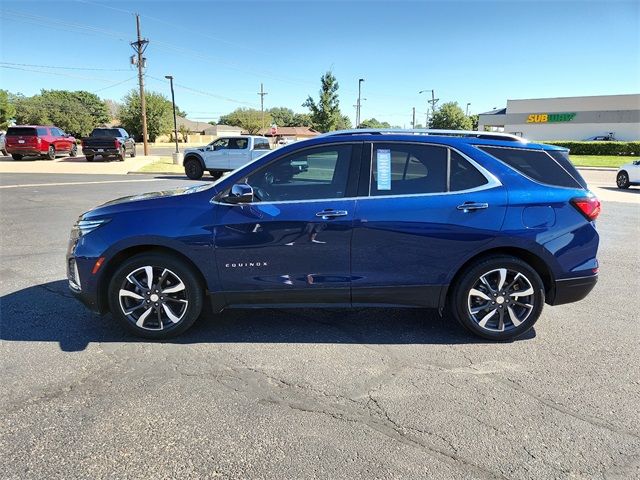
131;14;149;155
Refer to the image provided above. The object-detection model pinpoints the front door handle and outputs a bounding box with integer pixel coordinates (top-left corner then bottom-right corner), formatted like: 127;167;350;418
457;202;489;212
316;209;348;219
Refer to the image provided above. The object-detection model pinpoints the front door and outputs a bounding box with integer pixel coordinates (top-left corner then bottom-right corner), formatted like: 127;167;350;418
351;142;508;307
203;138;230;169
214;142;361;306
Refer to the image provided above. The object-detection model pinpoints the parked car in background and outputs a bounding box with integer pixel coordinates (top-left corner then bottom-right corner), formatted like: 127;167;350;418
616;159;640;189
584;134;617;141
81;128;135;162
5;125;77;160
67;129;600;341
0;132;7;156
182;135;271;180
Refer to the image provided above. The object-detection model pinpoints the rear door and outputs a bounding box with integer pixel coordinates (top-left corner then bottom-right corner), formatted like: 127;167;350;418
351;142;508;307
227;137;250;169
213;142;361;305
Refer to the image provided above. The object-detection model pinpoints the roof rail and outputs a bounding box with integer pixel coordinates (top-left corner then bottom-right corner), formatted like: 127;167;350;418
320;128;528;142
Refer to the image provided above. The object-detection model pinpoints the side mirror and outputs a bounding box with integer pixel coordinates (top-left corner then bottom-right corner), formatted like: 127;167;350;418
224;183;254;204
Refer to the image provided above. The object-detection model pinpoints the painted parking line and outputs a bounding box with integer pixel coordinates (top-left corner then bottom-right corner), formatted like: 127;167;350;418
0;179;165;189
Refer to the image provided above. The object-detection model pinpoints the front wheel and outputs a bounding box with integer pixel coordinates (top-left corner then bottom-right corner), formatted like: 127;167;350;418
450;255;544;341
108;253;204;339
184;158;204;180
617;171;630;189
117;147;126;161
129;144;136;157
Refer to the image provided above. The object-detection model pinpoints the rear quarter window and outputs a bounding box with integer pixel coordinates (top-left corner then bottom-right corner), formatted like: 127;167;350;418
479;146;582;189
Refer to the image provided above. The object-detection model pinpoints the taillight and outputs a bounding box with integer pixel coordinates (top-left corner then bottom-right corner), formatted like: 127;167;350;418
571;196;601;221
114;139;121;148
37;137;42;145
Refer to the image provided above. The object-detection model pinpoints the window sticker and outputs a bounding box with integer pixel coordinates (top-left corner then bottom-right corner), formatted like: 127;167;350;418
376;149;392;190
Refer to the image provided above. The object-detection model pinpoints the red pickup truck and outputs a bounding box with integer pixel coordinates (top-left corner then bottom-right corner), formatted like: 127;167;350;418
5;125;78;160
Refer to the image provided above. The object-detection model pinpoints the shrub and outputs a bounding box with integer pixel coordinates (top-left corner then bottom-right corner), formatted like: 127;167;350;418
541;141;640;156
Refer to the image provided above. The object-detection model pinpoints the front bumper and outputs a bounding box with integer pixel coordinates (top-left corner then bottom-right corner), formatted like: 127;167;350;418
67;255;105;314
547;274;598;305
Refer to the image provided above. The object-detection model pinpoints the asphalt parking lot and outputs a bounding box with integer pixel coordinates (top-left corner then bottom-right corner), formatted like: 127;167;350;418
1;171;638;479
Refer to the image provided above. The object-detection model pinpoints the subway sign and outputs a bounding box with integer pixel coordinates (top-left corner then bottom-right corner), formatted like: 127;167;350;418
527;112;576;123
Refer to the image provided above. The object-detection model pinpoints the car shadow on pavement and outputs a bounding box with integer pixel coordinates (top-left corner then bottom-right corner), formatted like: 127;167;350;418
1;280;535;352
599;186;640;194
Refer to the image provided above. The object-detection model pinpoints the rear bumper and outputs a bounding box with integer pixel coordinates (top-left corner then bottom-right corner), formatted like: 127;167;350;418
82;148;120;156
547;274;597;306
7;147;43;155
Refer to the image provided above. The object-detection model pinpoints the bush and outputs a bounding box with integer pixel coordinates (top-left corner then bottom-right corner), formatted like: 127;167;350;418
541;141;640;156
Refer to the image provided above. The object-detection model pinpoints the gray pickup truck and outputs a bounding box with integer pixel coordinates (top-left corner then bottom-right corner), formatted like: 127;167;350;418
81;128;136;161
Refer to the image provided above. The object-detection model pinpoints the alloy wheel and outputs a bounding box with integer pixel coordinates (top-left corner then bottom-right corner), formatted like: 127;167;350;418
467;268;535;333
617;172;629;188
118;266;189;331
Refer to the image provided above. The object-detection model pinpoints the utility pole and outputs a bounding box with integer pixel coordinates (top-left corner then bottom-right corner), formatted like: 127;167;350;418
356;78;364;128
257;83;268;131
412;107;416;129
466;102;471;116
131;14;149;155
419;89;439;128
165;75;178;154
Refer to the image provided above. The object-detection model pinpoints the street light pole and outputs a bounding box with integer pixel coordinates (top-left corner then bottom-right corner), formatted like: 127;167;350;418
466;103;471;117
356;78;364;128
165;75;179;154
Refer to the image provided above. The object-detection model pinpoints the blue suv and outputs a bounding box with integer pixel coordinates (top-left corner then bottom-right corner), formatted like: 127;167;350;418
67;130;600;341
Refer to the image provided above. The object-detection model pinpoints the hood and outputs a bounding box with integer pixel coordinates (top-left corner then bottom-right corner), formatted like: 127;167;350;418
83;183;214;218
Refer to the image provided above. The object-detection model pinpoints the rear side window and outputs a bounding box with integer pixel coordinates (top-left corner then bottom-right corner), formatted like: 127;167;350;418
547;150;588;189
479;146;582;189
254;138;271;150
371;143;447;196
7;127;37;136
37;127;48;135
450;151;489;191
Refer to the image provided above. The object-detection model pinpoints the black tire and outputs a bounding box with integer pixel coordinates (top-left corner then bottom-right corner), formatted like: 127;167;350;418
117;147;125;161
45;145;55;160
69;144;78;157
11;154;23;161
449;255;545;341
1;149;7;156
208;170;223;180
184;157;204;180
129;144;136;157
617;171;630;189
86;155;94;162
107;253;204;339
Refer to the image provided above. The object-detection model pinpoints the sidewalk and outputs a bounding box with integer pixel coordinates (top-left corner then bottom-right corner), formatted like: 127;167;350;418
0;155;160;175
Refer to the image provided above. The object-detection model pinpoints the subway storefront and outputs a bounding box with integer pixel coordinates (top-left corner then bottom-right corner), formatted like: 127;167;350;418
478;94;640;141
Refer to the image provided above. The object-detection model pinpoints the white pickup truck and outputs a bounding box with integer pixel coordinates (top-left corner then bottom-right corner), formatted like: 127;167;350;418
183;135;272;180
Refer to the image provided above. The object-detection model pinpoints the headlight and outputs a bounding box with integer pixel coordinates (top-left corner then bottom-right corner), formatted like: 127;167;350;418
74;218;110;236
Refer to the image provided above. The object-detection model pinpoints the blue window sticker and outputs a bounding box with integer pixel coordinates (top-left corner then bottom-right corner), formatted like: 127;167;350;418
377;149;392;190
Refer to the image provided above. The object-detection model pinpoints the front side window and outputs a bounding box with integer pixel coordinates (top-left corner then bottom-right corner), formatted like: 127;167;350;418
211;138;229;150
246;144;353;202
370;143;447;196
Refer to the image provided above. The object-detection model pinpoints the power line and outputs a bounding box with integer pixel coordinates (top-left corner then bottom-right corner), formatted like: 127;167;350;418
0;61;131;72
145;75;259;108
93;76;138;93
0;64;127;82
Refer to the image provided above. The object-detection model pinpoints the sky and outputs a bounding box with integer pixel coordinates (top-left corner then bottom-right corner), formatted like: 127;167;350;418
1;0;639;126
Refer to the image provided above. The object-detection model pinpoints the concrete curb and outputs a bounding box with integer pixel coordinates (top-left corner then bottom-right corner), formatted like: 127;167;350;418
576;166;617;172
127;171;185;175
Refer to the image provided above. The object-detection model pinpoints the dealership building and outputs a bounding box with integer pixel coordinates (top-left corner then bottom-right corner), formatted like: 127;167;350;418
477;94;640;141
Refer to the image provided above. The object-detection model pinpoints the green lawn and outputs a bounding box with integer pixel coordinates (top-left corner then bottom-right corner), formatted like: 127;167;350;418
135;157;184;174
570;155;637;168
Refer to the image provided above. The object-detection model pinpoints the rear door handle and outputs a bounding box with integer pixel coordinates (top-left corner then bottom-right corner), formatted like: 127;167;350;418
457;202;489;212
316;209;348;219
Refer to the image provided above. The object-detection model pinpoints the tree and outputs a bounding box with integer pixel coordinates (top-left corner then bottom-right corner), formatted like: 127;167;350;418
268;107;296;127
429;102;472;130
218;108;272;134
178;124;189;142
335;114;352;130
360;118;391;129
119;89;177;142
292;113;313;127
303;71;348;132
11;90;109;137
469;114;479;130
0;90;16;130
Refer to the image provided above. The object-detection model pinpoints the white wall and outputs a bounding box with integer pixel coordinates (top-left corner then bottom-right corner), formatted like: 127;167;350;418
506;122;640;141
507;94;640;113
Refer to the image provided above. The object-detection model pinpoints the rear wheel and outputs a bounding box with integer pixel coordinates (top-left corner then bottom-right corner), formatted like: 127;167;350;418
117;146;125;161
108;253;204;339
86;155;94;162
45;145;55;160
208;170;223;180
184;157;204;180
11;154;23;161
69;144;78;157
450;255;544;341
617;171;630;189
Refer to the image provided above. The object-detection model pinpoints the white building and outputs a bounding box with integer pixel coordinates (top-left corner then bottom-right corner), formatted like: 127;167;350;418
478;94;640;141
